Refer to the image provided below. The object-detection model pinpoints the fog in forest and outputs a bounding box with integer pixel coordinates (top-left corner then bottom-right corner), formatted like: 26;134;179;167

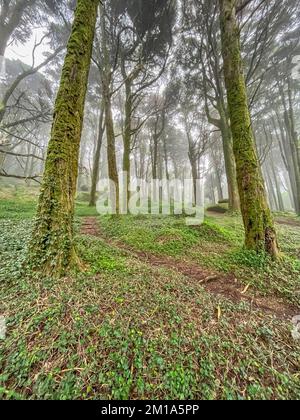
1;0;300;402
1;0;299;215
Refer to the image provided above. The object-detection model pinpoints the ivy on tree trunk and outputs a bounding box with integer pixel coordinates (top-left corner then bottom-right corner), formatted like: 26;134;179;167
89;101;105;207
28;0;99;277
219;0;279;258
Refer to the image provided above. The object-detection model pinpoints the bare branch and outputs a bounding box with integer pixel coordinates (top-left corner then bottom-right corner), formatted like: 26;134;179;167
0;149;44;161
0;170;41;183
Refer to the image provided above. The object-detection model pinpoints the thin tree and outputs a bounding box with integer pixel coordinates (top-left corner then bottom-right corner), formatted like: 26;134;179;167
89;100;105;207
219;0;279;258
28;0;99;277
100;3;120;214
0;0;37;56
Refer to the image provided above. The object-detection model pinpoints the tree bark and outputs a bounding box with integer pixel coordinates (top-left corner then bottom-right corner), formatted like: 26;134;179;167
286;80;300;215
162;134;170;181
28;0;99;277
219;114;240;211
276;77;300;214
209;173;216;204
122;77;132;209
100;4;119;214
215;172;224;203
270;153;284;212
274;111;298;212
219;0;279;258
203;66;240;211
0;0;37;56
265;167;278;211
89;101;105;207
152;138;158;180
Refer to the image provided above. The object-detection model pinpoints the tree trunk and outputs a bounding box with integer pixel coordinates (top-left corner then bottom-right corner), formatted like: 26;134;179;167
152;138;159;179
209;173;216;204
28;0;99;277
0;31;10;57
0;0;37;56
275;112;298;212
162;134;170;181
220;116;240;211
270;155;284;212
265;167;278;211
277;78;300;214
215;172;224;202
204;90;239;211
284;85;300;214
189;155;198;203
101;4;119;214
219;0;279;258
210;146;224;202
89;102;105;207
122;78;132;209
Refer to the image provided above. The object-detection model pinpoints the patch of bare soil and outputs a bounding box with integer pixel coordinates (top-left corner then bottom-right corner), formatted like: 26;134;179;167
206;209;225;218
81;217;299;320
81;217;101;236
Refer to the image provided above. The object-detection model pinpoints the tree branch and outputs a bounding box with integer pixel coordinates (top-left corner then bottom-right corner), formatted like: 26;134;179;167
0;149;44;161
0;170;41;183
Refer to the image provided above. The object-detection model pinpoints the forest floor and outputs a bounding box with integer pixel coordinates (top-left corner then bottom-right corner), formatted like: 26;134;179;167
0;187;300;400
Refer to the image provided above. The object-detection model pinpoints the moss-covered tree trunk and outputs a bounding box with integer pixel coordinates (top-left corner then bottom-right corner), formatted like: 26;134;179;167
100;4;119;214
89;102;104;207
219;0;279;258
219;113;240;211
28;0;99;277
122;78;132;209
204;79;239;212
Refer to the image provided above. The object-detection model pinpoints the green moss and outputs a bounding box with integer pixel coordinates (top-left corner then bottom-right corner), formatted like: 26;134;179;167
28;0;99;277
220;0;279;258
1;206;300;399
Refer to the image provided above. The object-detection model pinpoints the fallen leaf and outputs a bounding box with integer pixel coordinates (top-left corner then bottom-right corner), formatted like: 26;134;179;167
241;284;250;295
217;305;221;321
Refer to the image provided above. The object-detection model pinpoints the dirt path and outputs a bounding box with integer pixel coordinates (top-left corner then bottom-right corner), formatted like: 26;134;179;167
81;217;299;320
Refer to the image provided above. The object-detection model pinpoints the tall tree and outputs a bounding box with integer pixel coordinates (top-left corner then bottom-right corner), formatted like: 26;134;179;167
89;100;105;207
115;0;175;206
28;0;99;277
100;2;120;214
180;0;240;211
0;0;66;56
0;0;37;56
219;0;279;258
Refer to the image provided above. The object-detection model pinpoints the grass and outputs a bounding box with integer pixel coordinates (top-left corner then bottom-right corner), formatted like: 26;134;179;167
0;190;300;400
99;213;300;306
0;187;98;220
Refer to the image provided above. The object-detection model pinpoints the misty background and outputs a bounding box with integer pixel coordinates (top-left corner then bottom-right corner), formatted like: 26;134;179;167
0;0;299;214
